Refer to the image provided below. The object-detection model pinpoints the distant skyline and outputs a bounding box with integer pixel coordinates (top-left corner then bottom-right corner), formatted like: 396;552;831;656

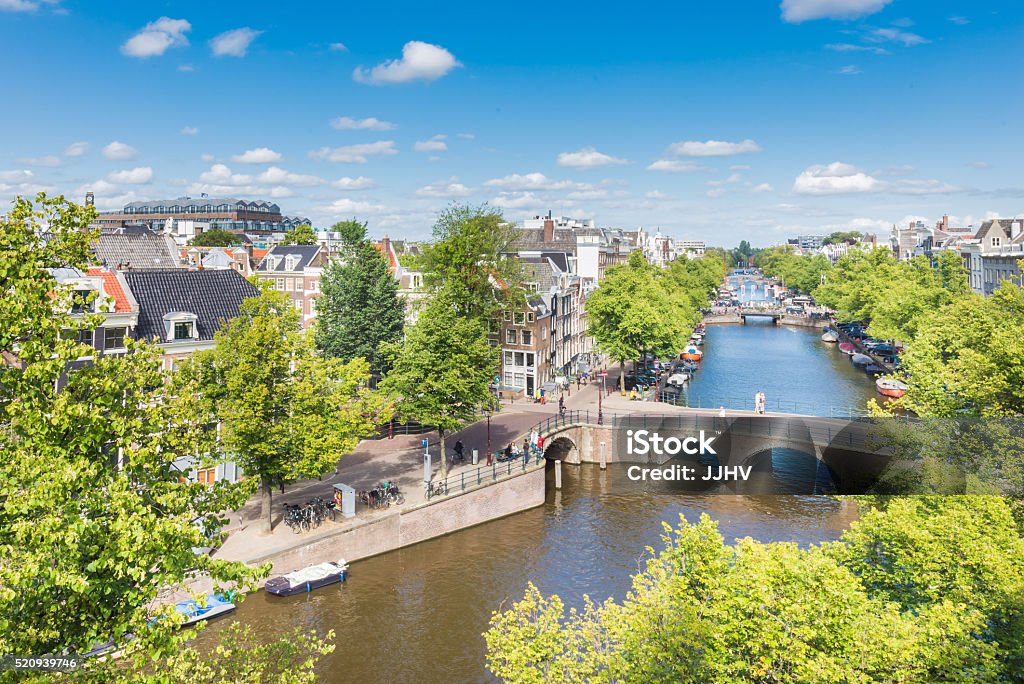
1;0;1022;245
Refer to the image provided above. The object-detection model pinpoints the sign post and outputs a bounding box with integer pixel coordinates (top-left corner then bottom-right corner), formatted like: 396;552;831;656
598;371;607;425
422;438;430;484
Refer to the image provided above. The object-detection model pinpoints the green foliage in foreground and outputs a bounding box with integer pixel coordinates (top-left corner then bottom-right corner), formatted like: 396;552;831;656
0;195;332;682
486;497;1024;683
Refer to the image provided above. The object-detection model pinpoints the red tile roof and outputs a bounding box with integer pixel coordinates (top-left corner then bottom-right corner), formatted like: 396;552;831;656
86;268;132;313
252;247;270;261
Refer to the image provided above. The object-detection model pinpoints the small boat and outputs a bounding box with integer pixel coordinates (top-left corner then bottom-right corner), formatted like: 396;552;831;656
863;363;885;375
838;342;856;355
174;593;236;626
850;353;873;367
876;377;908;398
265;559;349;597
821;331;838;343
680;345;703;362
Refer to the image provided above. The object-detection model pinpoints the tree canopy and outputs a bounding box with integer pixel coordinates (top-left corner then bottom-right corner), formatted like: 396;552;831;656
190;227;242;247
315;228;405;375
379;287;499;480
486;497;1024;683
822;230;863;245
421;203;525;320
280;223;318;246
757;246;832;295
181;289;389;532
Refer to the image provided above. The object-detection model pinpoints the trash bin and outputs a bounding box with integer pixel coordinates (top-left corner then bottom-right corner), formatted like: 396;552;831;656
332;483;356;518
472;449;479;465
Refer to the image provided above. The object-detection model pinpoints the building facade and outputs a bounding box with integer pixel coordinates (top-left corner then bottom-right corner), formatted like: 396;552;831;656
961;219;1024;295
94;196;310;235
255;244;328;329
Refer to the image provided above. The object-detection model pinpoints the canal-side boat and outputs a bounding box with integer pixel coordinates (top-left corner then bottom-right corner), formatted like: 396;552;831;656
174;593;236;626
863;363;885;375
265;559;349;597
876;377;908;398
838;342;856;355
850;353;873;367
680;345;703;362
821;330;838;343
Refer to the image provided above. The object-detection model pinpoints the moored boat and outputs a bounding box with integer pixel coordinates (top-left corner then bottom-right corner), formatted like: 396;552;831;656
265;559;349;597
863;363;885;375
876;377;908;398
850;353;873;367
821;331;838;343
174;593;236;626
680;345;703;362
838;342;856;355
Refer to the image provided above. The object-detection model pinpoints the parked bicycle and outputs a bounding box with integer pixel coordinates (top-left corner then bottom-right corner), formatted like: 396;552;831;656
358;481;404;509
426;480;446;498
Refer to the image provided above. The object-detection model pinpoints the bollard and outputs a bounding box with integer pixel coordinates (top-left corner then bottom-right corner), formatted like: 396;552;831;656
600;441;607;470
555;459;562;490
472;449;479;465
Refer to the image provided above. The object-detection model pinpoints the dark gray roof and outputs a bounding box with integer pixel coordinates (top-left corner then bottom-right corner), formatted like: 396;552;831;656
256;244;324;272
123;269;260;342
94;233;183;270
123;197;281;213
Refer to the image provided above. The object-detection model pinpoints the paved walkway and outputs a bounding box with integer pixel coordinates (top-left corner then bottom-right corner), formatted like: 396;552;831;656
212;362;714;566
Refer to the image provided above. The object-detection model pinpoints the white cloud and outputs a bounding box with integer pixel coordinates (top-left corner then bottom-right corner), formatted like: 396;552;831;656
331;176;375;190
667;139;761;157
102;141;138;160
793;162;879;194
645;190;670;200
557;147;627;168
646;160;702;173
566;189;608;200
198;164;252;186
490;191;542;209
121;17;191;58
330;116;396;131
329;42;348;52
752;183;775;192
825;42;889;55
781;0;891;23
484;172;586;191
180;126;199;135
414;135;448;152
837;64;862;75
0;169;34;183
456;132;475;140
256;166;322;187
866;27;928;46
726;173;743;183
106;167;153;184
317;198;389;216
706;188;727;198
353;41;461;85
16;155;62;167
308;141;398;163
415;177;473;198
0;0;61;11
268;186;295;198
200;153;215;162
231;147;283;164
64;141;89;157
210;27;262;57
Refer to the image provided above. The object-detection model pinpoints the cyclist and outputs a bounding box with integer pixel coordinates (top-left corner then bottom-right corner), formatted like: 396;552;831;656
558;396;565;416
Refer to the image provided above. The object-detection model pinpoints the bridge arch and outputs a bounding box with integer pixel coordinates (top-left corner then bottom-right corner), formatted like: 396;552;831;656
543;436;578;464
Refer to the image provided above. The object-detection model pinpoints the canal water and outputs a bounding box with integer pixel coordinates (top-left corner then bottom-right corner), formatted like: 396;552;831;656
201;321;879;683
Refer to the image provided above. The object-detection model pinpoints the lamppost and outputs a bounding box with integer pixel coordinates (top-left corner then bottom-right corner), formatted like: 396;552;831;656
485;409;492;464
598;372;605;425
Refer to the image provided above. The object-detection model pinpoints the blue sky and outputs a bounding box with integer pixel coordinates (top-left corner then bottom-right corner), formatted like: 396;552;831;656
1;0;1022;245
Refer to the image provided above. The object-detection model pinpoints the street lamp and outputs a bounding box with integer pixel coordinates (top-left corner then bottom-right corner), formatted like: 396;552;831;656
598;372;605;425
485;409;492;464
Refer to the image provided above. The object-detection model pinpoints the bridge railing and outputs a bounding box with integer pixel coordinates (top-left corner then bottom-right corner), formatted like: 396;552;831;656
424;447;544;501
657;392;872;419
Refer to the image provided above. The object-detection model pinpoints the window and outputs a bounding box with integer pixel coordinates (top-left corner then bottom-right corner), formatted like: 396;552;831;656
488;319;500;334
104;326;127;350
522;331;533;346
294;299;304;312
173;322;193;340
526;312;535;323
514;312;525;325
513;373;525;388
503;311;511;321
62;328;94;346
504;371;513;386
285;278;293;291
71;289;93;314
196;467;216;485
526;353;535;367
542;327;548;340
504;351;513;365
514;352;525;366
992;236;1002;247
276;278;285;291
506;329;517;344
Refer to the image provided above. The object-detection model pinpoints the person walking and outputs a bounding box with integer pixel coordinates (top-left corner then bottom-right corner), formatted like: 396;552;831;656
755;391;766;415
453;439;464;465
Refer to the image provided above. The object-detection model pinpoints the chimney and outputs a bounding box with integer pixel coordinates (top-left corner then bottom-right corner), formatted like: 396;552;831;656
382;233;391;256
543;219;554;243
1012;222;1022;240
85;191;94;207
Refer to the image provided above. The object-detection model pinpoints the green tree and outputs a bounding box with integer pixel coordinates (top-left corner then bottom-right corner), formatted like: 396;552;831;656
280;223;318;246
315;229;405;375
379;287;499;480
421;203;525;320
586;251;690;392
822;230;863;246
190;227;242;247
486;498;1023;682
331;218;369;248
183;289;389;533
0;195;335;681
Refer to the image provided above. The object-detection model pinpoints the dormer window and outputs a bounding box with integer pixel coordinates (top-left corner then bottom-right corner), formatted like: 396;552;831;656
71;289;94;314
163;312;199;342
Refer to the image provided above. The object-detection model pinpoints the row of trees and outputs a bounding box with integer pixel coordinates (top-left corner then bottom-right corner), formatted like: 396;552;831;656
757;246;832;295
587;250;724;392
486;497;1024;682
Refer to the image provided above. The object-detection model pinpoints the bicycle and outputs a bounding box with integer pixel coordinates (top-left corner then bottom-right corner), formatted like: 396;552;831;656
426;480;446;498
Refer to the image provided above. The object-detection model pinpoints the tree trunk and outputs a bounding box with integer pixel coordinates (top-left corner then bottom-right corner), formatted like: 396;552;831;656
438;428;448;480
260;477;273;534
619;359;626;393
